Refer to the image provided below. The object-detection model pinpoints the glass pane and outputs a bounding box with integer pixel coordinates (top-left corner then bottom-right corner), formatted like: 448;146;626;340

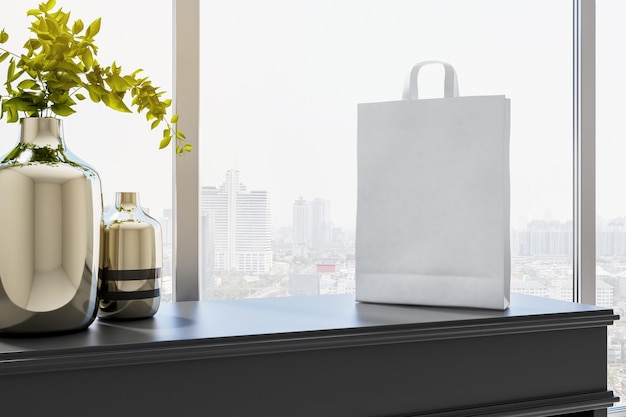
0;0;174;301
199;0;573;301
597;0;626;408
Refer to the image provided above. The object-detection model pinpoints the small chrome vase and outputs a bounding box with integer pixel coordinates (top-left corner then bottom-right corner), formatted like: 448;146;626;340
0;117;103;334
98;192;162;319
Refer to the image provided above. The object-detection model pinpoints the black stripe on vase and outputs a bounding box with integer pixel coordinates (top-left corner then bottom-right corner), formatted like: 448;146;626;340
100;288;161;301
99;268;162;281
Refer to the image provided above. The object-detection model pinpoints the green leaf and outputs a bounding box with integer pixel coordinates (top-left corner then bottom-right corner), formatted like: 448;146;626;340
24;39;41;51
42;59;58;71
51;103;76;116
89;91;101;103
56;60;83;74
7;106;18;123
49;91;72;105
27;9;43;16
170;114;179;123
82;48;93;69
36;17;48;32
176;130;186;139
123;75;138;86
72;19;84;34
105;73;132;92
75;93;86;100
184;144;192;152
86;86;100;103
57;71;82;86
37;32;54;42
17;79;39;90
10;70;25;84
101;92;131;113
0;52;9;63
57;10;71;28
41;0;57;12
159;135;171;149
0;29;8;44
7;60;15;81
150;119;159;130
4;97;38;112
85;18;101;39
45;18;60;35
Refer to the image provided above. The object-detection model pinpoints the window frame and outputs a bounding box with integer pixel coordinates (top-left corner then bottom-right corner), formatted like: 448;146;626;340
173;0;200;301
573;0;596;306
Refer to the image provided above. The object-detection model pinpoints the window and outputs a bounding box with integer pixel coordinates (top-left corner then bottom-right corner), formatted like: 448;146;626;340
196;0;574;302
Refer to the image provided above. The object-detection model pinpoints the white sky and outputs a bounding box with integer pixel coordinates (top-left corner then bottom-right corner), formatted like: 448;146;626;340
199;0;574;229
0;0;623;231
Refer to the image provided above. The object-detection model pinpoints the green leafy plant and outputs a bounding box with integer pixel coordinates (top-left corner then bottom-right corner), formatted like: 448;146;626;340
0;0;190;154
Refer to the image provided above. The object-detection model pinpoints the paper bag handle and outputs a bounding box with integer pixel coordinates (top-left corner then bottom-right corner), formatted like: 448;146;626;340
402;60;459;100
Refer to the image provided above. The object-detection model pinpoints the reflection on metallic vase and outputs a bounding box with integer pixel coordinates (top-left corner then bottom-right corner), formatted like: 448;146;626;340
0;117;102;334
98;192;162;320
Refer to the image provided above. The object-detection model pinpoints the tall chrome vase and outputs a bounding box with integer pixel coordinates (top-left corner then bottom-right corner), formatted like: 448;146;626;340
98;192;162;320
0;117;102;334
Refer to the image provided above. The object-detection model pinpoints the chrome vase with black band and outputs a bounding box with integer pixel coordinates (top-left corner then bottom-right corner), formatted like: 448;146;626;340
98;192;162;320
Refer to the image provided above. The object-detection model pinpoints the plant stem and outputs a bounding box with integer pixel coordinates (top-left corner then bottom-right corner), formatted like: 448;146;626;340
0;46;20;59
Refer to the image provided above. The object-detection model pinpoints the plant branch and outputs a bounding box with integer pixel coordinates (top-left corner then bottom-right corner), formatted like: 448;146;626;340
0;46;20;59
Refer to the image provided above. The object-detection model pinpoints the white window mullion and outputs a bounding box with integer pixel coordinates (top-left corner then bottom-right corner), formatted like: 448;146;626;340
573;0;596;305
173;0;200;301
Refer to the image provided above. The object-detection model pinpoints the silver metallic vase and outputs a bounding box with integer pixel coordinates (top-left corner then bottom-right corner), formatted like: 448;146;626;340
98;192;162;320
0;117;102;334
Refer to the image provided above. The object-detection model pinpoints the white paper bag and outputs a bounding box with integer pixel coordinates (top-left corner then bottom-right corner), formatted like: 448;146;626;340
355;61;511;310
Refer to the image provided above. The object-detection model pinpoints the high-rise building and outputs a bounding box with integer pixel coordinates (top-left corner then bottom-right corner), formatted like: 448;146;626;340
597;219;626;257
293;197;309;245
201;170;272;274
291;197;331;255
511;220;572;256
292;197;309;257
309;198;331;251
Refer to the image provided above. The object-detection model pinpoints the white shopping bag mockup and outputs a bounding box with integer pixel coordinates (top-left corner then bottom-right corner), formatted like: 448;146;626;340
355;61;511;310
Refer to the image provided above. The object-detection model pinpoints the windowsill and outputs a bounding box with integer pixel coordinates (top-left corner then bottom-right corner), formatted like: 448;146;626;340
0;292;616;375
0;293;619;417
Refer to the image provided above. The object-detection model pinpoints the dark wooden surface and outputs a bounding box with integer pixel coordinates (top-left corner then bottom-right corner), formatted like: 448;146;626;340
0;293;619;416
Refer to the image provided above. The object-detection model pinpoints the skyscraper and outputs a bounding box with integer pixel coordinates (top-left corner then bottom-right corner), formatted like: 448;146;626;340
291;197;331;255
309;198;331;251
201;170;272;274
292;197;309;257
